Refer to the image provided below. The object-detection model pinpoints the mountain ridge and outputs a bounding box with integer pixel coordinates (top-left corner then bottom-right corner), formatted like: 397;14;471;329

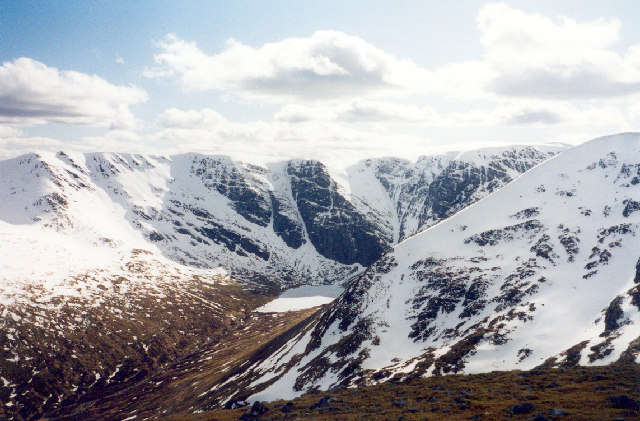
193;133;640;407
0;142;565;419
1;144;560;291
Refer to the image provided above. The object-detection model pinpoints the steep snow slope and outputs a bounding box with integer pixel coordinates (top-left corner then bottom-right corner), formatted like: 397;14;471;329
0;145;558;419
0;152;162;306
347;145;562;241
204;133;640;405
0;146;558;292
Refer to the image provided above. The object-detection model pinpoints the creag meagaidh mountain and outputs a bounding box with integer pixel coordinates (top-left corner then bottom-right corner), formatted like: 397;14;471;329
0;145;559;419
200;133;640;407
0;145;559;290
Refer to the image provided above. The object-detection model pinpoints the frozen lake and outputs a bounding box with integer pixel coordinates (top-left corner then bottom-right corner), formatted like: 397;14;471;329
254;284;344;313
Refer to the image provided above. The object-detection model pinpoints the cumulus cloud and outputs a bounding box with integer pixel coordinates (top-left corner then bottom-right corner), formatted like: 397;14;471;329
0;134;66;160
0;57;147;128
79;129;147;152
275;98;634;129
275;100;441;124
470;3;640;99
0;125;22;138
146;5;640;106
449;101;631;128
478;3;619;53
157;107;227;128
1;102;627;168
503;108;564;125
336;100;440;123
4;5;639;162
146;31;429;101
150;117;435;167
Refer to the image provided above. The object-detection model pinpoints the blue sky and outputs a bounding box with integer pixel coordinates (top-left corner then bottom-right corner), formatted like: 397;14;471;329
1;1;639;165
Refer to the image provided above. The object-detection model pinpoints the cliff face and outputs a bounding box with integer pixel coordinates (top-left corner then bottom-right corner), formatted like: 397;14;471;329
0;144;559;419
0;145;556;290
199;134;640;406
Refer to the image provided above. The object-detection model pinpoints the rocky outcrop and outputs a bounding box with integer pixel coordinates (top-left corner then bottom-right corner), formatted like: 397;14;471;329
205;134;640;403
368;146;556;240
0;146;559;290
269;191;306;249
287;160;389;266
192;157;273;227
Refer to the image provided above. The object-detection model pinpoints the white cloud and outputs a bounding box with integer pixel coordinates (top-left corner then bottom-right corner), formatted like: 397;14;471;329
462;3;640;99
0;134;66;160
478;3;620;53
502;108;563;125
3;5;639;163
273;98;632;129
274;104;329;123
0;57;147;128
146;31;430;101
149;103;623;163
336;100;440;123
80;129;146;151
448;102;628;127
275;100;441;124
116;57;125;64
150;119;434;167
2;103;628;169
0;125;22;138
146;5;640;107
157;107;227;128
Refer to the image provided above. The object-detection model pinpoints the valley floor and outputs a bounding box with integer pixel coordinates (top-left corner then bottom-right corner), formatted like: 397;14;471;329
166;364;640;420
50;307;319;420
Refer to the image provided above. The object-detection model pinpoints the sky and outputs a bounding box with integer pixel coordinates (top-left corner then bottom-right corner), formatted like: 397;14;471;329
1;1;639;166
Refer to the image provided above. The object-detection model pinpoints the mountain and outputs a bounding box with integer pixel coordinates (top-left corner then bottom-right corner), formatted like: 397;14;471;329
0;146;558;291
0;145;559;420
350;145;560;242
203;133;640;406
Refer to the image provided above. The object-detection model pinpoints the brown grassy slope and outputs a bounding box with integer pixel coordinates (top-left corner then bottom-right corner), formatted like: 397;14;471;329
0;251;277;421
166;364;640;420
53;307;319;420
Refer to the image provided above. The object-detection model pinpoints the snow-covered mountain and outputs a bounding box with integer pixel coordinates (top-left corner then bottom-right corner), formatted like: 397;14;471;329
0;145;560;420
0;246;267;420
205;133;640;405
348;146;560;242
0;146;558;293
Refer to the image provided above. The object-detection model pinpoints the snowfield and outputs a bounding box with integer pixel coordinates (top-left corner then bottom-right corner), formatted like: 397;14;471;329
196;133;640;405
0;143;566;418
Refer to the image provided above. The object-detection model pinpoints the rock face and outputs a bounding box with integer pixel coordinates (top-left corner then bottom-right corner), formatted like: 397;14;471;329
362;146;553;241
287;160;388;266
0;145;559;419
0;146;557;290
205;134;640;405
